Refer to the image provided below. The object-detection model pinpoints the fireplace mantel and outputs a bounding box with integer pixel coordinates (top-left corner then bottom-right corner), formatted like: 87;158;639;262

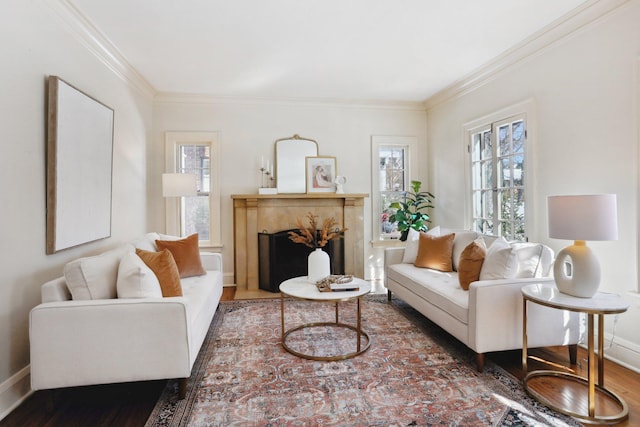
232;193;367;296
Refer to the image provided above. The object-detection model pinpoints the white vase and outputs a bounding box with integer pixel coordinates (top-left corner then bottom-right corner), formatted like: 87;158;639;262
308;248;330;283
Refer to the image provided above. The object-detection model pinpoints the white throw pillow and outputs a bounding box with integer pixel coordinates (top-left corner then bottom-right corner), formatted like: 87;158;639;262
131;232;161;252
450;231;478;272
402;226;440;264
64;244;134;300
479;237;518;280
116;252;162;298
511;243;544;278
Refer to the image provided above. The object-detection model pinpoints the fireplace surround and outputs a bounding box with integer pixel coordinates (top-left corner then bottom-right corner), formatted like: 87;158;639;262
232;193;367;297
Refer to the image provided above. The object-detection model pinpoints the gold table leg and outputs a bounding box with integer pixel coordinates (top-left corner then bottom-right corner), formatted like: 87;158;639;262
357;297;362;352
598;313;605;386
588;313;595;417
280;293;285;339
522;298;528;372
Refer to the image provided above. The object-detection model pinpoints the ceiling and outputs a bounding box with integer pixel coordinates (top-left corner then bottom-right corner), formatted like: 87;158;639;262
70;0;590;103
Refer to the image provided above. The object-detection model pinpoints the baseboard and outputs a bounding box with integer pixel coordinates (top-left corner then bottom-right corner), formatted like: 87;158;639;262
223;272;234;285
0;365;32;422
597;332;640;374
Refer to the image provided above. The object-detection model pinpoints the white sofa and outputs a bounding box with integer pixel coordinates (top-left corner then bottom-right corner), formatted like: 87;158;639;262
29;233;223;397
385;229;580;371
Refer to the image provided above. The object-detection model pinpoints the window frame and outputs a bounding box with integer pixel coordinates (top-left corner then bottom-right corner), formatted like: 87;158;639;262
371;135;417;244
463;100;536;242
165;131;221;247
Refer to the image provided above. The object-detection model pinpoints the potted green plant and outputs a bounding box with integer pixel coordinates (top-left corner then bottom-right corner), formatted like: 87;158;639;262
388;180;435;241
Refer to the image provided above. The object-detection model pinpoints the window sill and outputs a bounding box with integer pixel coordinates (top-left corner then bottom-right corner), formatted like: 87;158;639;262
199;242;223;250
370;239;406;249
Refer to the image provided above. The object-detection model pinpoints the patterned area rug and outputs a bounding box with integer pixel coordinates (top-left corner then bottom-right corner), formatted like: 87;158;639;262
145;295;580;426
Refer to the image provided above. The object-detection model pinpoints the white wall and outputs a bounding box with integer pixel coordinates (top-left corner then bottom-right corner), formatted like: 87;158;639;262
151;98;428;282
0;1;153;416
426;0;640;371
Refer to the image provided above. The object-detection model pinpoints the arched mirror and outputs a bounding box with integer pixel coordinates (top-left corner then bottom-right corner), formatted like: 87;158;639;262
276;134;318;193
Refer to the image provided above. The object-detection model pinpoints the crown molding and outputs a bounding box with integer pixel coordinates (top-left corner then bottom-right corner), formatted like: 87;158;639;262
154;92;426;111
45;0;156;99
424;0;631;111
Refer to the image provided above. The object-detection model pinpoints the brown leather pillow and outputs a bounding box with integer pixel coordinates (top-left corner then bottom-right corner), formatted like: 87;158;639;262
135;249;183;297
155;233;206;278
458;239;487;290
414;232;455;272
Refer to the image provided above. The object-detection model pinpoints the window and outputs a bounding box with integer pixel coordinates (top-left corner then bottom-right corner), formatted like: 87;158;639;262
371;136;416;242
165;132;221;247
468;114;526;241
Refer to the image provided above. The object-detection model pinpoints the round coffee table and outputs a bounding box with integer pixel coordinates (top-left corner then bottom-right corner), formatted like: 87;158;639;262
279;276;371;361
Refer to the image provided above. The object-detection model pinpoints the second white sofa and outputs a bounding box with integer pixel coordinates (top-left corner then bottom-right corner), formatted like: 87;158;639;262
385;228;581;371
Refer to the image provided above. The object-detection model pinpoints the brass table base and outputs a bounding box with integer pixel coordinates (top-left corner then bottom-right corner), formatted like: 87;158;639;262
282;321;371;361
523;370;628;425
280;289;371;361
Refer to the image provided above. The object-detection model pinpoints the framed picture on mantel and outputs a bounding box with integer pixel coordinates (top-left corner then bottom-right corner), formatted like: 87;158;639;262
306;156;336;193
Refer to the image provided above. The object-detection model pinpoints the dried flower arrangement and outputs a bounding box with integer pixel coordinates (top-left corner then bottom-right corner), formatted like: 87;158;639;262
288;212;347;248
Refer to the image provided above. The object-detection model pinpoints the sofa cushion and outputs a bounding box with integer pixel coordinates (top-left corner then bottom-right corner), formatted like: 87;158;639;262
116;252;163;299
479;237;517;280
180;271;222;355
135;249;183;297
387;264;469;324
156;233;206;278
64;244;133;300
414;232;454;272
511;242;544;278
402;226;440;264
458;238;487;290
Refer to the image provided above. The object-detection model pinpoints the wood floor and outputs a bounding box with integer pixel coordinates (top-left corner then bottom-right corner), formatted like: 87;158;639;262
2;286;638;427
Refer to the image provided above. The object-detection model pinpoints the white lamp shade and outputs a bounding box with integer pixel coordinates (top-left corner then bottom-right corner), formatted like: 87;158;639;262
162;173;197;197
548;194;618;241
548;194;618;298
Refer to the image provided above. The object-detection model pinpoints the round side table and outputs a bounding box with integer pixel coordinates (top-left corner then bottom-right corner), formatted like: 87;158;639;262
521;283;629;424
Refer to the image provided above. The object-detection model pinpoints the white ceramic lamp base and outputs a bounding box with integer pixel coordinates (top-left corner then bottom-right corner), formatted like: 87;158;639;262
553;240;601;298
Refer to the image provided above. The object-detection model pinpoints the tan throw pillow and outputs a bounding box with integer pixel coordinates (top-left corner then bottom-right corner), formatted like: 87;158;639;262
155;233;206;278
414;232;455;272
402;226;441;264
135;248;183;297
458;238;487;290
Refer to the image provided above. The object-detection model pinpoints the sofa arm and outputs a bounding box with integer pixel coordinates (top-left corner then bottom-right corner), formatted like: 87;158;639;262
384;247;405;269
468;277;579;354
200;252;222;271
30;297;192;390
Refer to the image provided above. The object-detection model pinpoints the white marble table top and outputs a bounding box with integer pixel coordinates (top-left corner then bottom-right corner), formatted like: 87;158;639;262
522;283;629;314
279;276;371;301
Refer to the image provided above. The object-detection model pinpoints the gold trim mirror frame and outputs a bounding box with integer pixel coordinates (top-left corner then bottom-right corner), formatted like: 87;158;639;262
275;134;318;194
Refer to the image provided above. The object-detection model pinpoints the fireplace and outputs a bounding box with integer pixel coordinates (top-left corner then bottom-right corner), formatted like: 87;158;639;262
232;193;367;297
258;230;344;292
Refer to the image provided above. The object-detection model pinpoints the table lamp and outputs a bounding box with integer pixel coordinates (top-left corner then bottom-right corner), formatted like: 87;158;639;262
162;173;197;197
547;194;618;298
